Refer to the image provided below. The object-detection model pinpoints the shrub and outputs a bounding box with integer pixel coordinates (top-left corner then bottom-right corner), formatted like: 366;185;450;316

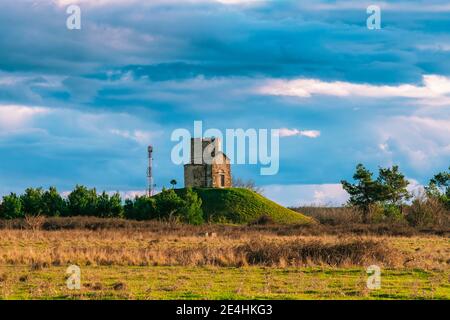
0;193;23;219
238;239;399;267
109;193;124;218
232;178;264;195
42;187;66;217
155;188;184;220
406;195;449;227
20;188;44;217
66;185;98;216
248;214;274;225
353;204;405;224
24;214;45;230
382;204;404;222
178;188;203;225
124;196;157;220
123;199;134;219
97;192;124;218
367;204;385;223
293;206;361;225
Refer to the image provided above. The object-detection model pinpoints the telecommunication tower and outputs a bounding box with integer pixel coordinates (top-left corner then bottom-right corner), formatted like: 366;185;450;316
147;145;154;196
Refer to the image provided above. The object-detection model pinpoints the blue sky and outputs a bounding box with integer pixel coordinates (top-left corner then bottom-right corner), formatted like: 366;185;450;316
0;0;449;206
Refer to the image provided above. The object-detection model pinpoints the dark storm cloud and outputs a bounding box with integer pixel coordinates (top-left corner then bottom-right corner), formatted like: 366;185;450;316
0;0;449;203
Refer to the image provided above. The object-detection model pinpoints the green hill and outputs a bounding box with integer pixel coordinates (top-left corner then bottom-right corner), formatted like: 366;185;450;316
177;188;314;225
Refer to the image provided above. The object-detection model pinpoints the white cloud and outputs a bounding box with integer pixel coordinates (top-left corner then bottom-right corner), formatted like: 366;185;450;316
0;75;27;85
377;116;450;170
262;180;427;207
263;178;424;207
53;0;262;7
53;0;139;7
258;75;450;106
110;129;156;146
0;104;163;151
302;1;450;12
120;190;147;199
407;178;425;197
378;143;389;152
279;128;321;138
417;43;450;52
214;0;264;4
263;183;348;207
0;105;50;131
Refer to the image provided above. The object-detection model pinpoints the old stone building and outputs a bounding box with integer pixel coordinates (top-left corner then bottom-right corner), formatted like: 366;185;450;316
184;137;232;188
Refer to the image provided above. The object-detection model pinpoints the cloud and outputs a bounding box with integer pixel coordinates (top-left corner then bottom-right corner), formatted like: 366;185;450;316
279;128;321;138
376;116;450;170
214;0;264;4
53;0;139;6
53;0;263;7
257;75;450;106
407;178;425;196
0;105;50;131
0;0;449;196
0;103;165;192
110;129;157;146
302;1;450;12
263;184;349;207
261;179;426;208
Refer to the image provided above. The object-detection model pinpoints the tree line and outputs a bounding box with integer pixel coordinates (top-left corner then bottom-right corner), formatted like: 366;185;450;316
341;164;449;224
0;185;204;224
0;165;448;225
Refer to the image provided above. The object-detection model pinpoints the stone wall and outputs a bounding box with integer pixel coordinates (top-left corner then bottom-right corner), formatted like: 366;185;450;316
184;138;232;188
184;164;207;187
211;155;232;188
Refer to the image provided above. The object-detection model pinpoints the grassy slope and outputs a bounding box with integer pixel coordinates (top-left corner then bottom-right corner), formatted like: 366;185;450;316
184;188;314;225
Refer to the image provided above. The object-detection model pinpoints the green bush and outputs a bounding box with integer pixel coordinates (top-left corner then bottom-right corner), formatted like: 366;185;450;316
367;204;385;223
178;188;204;225
20;187;44;217
129;188;205;224
382;204;404;222
0;193;23;219
66;185;98;216
97;192;124;218
42;187;66;217
367;203;404;223
154;188;184;220
124;196;157;220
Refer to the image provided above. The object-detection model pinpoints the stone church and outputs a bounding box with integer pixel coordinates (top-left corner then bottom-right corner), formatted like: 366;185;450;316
184;137;232;188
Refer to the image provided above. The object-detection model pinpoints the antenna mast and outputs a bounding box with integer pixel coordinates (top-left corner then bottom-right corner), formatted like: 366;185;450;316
147;145;154;196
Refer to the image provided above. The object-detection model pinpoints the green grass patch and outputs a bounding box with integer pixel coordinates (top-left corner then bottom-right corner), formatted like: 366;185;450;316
0;266;448;300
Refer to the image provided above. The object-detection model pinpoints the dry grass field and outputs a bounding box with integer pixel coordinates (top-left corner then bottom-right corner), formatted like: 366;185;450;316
0;218;448;299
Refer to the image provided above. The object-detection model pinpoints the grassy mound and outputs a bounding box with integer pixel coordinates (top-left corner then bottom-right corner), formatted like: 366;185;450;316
178;188;314;225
